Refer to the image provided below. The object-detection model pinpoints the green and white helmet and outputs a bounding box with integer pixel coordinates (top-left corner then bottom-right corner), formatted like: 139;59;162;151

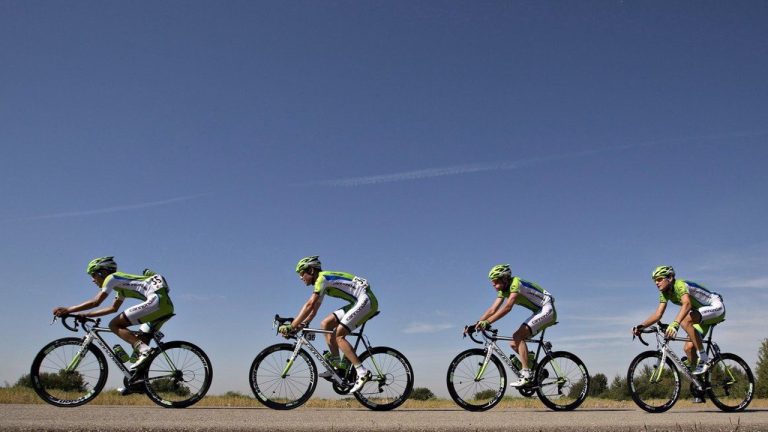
488;264;512;280
87;256;117;275
651;265;675;280
296;255;322;273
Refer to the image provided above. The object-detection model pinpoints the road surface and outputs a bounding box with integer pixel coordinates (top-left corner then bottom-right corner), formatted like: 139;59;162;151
2;404;767;431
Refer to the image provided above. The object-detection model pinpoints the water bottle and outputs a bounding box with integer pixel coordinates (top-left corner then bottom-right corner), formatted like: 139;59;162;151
512;351;537;371
528;351;537;370
113;344;130;363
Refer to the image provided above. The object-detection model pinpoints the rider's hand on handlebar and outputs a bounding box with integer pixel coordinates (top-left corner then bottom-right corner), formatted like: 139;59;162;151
278;323;293;336
476;320;490;331
632;324;644;336
52;307;69;317
665;321;679;339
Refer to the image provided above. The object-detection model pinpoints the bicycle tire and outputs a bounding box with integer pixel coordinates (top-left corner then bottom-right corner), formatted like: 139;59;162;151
30;337;108;407
141;340;213;408
446;348;507;412
706;352;754;412
354;346;414;411
249;343;317;410
627;351;680;413
535;351;590;411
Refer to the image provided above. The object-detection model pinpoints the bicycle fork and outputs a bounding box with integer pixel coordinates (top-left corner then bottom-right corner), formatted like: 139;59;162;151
655;348;703;391
65;334;96;372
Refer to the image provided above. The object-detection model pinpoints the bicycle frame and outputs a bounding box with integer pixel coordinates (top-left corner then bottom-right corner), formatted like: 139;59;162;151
60;316;173;384
278;319;381;387
640;324;724;392
471;327;560;388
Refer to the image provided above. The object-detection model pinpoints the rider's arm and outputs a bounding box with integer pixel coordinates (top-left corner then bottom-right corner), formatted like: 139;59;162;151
53;290;109;316
82;297;124;318
671;293;692;326
477;297;504;322
634;303;666;333
292;293;323;328
484;294;517;325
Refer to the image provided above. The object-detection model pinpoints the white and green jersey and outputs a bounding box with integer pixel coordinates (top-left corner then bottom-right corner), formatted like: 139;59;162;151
313;271;373;305
497;277;553;312
659;279;721;309
101;272;170;301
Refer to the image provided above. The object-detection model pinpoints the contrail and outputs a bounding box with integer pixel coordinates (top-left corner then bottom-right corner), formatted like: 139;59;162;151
308;131;767;187
5;193;209;222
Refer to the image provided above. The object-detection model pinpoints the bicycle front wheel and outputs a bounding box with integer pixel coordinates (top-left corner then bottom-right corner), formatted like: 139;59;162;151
354;346;414;411
627;351;681;413
706;352;754;412
446;348;507;411
249;343;317;410
535;351;590;411
30;337;108;407
141;341;213;408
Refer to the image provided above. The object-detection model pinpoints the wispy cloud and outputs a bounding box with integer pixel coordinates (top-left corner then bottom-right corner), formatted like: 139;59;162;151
722;277;768;289
403;322;454;334
4;193;210;222
306;131;768;187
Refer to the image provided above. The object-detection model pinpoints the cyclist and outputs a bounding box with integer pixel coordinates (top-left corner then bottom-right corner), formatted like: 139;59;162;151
468;264;557;387
52;256;174;373
632;265;726;378
279;255;378;394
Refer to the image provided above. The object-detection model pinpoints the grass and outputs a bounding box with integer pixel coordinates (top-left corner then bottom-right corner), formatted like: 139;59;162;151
3;387;766;409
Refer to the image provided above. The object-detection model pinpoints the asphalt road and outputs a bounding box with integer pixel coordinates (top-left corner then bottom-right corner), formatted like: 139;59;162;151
2;404;768;431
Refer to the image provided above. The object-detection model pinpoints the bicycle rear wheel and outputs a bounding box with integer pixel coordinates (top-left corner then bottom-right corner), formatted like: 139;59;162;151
249;344;317;410
141;341;212;408
535;351;590;411
30;337;108;407
446;348;507;411
706;352;754;412
354;346;414;411
627;351;680;413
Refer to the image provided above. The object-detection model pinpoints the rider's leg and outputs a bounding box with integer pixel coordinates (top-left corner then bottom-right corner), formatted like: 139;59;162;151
109;313;141;348
321;313;340;358
508;324;533;387
511;324;533;369
683;341;696;365
682;310;705;357
335;325;362;367
121;293;171;369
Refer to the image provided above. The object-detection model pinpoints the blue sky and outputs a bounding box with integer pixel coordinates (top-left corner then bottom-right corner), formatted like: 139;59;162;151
1;1;767;397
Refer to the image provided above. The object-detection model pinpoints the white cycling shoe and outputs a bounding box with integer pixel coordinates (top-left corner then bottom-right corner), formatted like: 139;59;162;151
129;349;153;371
348;370;372;394
509;369;532;387
693;359;712;375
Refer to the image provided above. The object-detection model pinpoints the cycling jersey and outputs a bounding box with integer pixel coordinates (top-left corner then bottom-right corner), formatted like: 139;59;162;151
313;271;372;304
497;277;553;312
313;271;378;331
659;280;722;309
659;279;725;333
101;272;170;301
101;272;173;326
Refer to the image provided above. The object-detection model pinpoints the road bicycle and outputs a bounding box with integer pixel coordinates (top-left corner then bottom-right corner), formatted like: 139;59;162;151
628;322;753;413
249;312;414;411
447;324;590;411
30;314;212;408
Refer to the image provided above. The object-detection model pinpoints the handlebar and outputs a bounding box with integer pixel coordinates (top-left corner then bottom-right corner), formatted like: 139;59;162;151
463;323;497;345
273;314;300;339
52;314;99;333
273;314;294;326
633;322;672;346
